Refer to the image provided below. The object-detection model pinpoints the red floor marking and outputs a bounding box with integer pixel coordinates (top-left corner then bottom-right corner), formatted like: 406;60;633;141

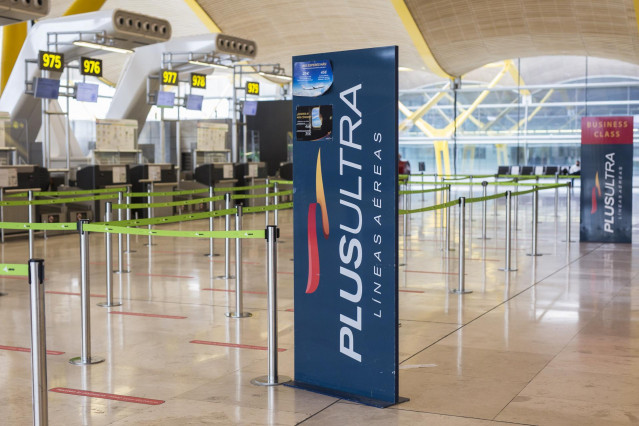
0;275;26;280
190;340;286;352
46;291;106;297
50;387;164;405
285;308;294;312
211;260;260;265
404;270;459;275
135;273;195;279
109;311;187;320
0;345;65;355
201;288;267;295
277;271;293;275
399;289;425;293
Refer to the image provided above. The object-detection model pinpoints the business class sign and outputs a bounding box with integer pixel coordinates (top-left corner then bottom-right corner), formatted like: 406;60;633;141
580;116;633;243
291;46;400;406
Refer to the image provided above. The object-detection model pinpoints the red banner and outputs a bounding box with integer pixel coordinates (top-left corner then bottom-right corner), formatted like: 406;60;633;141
581;116;633;145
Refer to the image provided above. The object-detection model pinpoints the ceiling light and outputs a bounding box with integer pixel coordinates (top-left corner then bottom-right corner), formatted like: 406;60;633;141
73;40;133;54
258;71;292;81
188;60;229;69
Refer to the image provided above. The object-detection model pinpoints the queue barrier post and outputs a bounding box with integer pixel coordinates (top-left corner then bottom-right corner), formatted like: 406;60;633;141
216;193;234;279
444;186;453;252
451;197;471;294
566;182;572;244
28;190;34;259
527;189;542;257
499;191;517;272
480;181;489;240
98;203;121;308
226;205;251;318
274;182;279;227
124;193;135;253
252;226;291;386
70;220;104;366
514;178;519;230
469;176;473;198
421;173;425;202
29;258;48;426
205;186;216;257
145;183;155;247
554;173;559;217
115;191;129;273
265;178;270;226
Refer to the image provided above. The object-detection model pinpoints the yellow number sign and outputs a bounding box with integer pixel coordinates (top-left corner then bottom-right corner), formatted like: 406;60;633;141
161;70;178;86
80;57;103;77
246;81;260;95
191;73;206;89
38;51;64;72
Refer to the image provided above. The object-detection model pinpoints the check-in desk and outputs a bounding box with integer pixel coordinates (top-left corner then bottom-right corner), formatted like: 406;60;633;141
130;164;177;218
0;165;50;239
194;163;237;210
75;164;131;221
235;162;268;207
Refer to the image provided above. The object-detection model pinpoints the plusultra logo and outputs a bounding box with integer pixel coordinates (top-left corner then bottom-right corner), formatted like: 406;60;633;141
591;171;601;214
305;150;329;294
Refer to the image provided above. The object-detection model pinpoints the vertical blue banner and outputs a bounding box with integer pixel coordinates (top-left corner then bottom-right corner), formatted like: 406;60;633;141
580;116;634;243
291;46;399;407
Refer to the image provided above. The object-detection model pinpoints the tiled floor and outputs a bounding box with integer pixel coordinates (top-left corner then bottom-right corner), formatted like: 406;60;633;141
0;186;638;425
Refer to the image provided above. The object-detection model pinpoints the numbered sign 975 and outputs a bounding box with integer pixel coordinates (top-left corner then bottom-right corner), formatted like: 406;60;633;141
38;51;64;72
246;81;260;95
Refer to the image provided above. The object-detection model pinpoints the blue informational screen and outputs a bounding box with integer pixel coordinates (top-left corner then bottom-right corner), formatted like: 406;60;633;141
33;77;60;100
75;82;99;103
291;46;400;407
156;91;175;108
185;94;203;111
243;100;258;116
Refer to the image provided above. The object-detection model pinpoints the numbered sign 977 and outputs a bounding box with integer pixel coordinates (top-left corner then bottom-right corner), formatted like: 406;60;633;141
38;51;64;72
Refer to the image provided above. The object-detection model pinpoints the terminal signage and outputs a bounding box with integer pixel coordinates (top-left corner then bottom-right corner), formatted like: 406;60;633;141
291;46;400;407
38;51;64;72
580;116;633;243
161;70;178;86
80;57;102;77
190;73;206;89
246;81;260;95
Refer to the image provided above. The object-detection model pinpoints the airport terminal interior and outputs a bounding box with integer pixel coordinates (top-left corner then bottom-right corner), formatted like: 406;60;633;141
0;0;638;425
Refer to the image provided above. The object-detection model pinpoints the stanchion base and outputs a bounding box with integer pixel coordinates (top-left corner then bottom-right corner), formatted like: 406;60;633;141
204;253;221;257
124;250;137;254
144;243;157;247
225;312;252;318
251;375;291;387
526;253;543;257
69;356;105;365
114;270;130;274
450;289;473;294
499;267;518;272
215;275;235;280
97;302;122;308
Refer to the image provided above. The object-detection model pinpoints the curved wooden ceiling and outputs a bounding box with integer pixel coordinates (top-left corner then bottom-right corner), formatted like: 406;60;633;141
403;0;639;77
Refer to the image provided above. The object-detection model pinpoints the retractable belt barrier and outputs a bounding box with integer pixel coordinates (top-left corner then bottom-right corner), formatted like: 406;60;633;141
0;193;118;206
6;187;127;198
0;263;28;276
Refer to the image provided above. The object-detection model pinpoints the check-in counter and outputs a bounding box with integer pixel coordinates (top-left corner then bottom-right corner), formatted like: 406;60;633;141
194;163;237;210
130;164;178;218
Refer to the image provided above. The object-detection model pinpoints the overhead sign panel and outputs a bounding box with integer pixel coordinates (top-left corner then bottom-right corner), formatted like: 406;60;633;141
580;116;633;243
161;70;178;86
291;46;401;407
80;57;102;77
246;81;259;95
191;73;206;89
38;50;63;72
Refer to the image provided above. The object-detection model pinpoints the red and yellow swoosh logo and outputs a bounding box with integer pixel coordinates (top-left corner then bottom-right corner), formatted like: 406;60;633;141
306;150;329;294
591;171;601;214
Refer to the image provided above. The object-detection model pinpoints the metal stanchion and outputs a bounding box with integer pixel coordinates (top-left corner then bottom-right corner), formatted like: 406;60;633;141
28;258;48;426
274;182;279;227
216;193;234;279
479;181;489;239
421;173;425;202
554;173;559;216
499;191;517;272
451;197;471;294
124;193;135;253
28;190;34;259
493;181;498;216
265;178;270;226
444;186;453;252
115;191;129;273
226;205;251;318
566;182;571;243
70;220;104;365
527;189;542;257
252;226;291;386
514;178;519;230
205;186;216;257
145;183;155;246
469;176;473;198
98;203;121;308
1;189;4;243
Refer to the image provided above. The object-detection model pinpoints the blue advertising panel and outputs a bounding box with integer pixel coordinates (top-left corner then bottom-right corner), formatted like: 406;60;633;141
75;82;99;103
580;116;633;242
290;46;400;407
185;94;203;111
33;77;60;99
156;91;175;108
